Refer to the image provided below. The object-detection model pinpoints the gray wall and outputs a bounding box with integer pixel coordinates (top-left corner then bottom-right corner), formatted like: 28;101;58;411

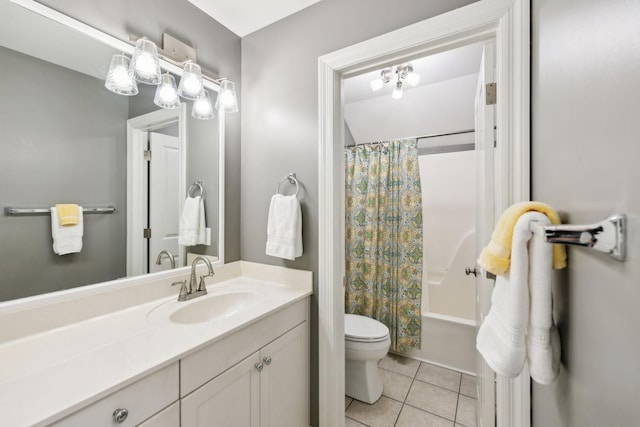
531;0;640;425
0;46;128;300
38;0;242;262
241;1;477;424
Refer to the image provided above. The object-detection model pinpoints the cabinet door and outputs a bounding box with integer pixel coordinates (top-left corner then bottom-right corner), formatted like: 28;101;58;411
181;352;260;427
260;322;309;427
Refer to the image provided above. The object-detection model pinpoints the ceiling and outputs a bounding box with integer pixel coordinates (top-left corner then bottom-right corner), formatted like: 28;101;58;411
188;0;323;37
343;43;485;105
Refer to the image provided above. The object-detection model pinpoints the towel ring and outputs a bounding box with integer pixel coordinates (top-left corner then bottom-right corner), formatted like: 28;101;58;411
188;181;205;199
277;173;299;197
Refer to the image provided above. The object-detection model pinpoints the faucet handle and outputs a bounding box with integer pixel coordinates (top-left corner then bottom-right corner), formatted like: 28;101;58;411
171;280;189;300
197;275;210;293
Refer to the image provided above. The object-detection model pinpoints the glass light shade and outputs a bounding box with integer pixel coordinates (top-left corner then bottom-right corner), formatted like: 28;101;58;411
215;80;238;113
392;81;403;99
178;62;205;100
370;78;384;92
105;54;138;96
405;72;420;87
128;38;162;85
154;74;181;109
192;90;215;120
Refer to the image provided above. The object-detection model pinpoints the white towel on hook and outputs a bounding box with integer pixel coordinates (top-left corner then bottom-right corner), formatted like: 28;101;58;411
265;194;303;260
178;196;206;246
50;206;84;255
476;212;560;383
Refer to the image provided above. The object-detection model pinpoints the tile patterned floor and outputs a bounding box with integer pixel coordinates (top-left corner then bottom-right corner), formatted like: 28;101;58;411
345;354;477;427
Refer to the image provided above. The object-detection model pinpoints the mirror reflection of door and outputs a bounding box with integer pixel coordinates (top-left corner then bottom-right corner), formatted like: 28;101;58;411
147;131;181;273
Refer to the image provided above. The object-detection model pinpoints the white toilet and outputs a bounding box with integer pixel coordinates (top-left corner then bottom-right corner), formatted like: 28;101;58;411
344;313;391;404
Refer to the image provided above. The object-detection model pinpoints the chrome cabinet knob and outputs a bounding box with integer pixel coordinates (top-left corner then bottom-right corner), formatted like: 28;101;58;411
255;362;264;372
113;408;129;424
263;356;272;365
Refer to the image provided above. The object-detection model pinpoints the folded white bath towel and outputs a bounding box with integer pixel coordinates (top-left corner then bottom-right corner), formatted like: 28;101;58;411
265;194;303;260
50;206;84;255
476;212;560;383
178;196;206;246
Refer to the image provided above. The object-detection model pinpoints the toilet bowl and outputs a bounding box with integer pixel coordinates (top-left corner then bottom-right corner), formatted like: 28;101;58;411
345;314;391;404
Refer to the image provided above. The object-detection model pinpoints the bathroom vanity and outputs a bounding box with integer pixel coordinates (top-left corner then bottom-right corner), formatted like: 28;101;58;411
0;261;312;427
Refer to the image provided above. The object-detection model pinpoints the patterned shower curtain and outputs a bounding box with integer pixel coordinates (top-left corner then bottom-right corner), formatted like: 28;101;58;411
345;139;423;352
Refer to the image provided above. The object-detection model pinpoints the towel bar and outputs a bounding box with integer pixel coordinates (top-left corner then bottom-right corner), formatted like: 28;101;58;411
530;213;626;262
4;206;116;215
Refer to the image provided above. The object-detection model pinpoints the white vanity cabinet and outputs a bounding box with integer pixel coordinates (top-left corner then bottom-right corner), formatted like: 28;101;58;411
180;300;309;427
52;363;179;427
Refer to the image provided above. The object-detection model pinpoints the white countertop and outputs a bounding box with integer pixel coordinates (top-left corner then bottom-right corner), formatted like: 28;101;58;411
0;262;312;426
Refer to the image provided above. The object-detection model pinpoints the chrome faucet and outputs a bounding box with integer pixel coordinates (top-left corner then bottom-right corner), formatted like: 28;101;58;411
155;250;176;269
171;256;215;301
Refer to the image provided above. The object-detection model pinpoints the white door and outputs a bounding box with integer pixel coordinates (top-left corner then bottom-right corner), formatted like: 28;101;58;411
475;41;496;427
259;322;309;427
148;132;181;273
181;352;261;427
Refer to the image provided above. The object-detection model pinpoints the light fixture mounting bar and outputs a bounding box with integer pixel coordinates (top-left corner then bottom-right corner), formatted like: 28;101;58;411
129;33;223;83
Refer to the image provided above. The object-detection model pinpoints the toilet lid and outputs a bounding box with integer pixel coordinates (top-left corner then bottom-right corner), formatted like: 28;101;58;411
345;314;389;342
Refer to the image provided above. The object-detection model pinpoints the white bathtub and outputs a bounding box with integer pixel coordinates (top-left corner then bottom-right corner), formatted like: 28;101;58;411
402;312;476;374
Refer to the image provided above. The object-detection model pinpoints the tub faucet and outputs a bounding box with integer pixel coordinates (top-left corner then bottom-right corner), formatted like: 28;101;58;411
155;250;176;269
172;256;215;302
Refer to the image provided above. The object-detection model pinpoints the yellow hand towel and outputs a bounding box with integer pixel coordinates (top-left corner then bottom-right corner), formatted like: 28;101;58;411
56;204;79;226
477;201;567;275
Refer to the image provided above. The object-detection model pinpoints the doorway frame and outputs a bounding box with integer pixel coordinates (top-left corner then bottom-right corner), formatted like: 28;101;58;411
126;105;187;277
317;0;530;426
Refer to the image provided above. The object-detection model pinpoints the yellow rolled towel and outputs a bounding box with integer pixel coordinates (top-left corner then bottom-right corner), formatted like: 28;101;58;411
478;201;567;275
56;204;79;226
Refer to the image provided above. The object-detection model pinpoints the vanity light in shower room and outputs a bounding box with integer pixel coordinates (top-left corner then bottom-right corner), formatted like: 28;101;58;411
104;33;238;120
370;63;420;100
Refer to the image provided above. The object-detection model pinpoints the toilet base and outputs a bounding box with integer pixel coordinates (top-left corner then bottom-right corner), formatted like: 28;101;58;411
345;359;384;404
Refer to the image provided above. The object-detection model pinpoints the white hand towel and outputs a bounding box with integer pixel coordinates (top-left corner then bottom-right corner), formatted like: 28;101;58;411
476;212;560;383
265;194;303;260
178;196;206;246
50;206;83;255
527;218;561;384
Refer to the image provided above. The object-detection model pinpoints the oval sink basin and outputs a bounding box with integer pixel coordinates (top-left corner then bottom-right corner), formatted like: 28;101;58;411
169;291;260;324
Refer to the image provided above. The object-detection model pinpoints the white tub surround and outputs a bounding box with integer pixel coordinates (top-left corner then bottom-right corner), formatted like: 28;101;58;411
0;261;312;427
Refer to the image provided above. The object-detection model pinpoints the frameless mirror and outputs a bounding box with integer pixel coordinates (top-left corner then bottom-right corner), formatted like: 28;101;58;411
0;0;224;301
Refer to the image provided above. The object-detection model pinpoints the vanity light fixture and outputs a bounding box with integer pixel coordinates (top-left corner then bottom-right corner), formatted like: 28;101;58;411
177;62;205;100
215;79;238;113
154;73;181;109
192;90;215;120
104;33;238;120
369;63;420;99
105;54;138;96
129;37;162;85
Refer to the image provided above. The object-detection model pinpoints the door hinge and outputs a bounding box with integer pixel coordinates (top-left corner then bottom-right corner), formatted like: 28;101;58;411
486;83;497;105
144;150;152;161
143;228;151;239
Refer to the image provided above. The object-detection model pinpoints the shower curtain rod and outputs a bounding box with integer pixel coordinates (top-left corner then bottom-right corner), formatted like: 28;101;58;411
414;128;475;141
353;128;476;146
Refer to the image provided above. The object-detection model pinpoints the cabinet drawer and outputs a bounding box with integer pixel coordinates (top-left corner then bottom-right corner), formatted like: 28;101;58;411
52;363;179;427
181;298;308;396
138;401;179;427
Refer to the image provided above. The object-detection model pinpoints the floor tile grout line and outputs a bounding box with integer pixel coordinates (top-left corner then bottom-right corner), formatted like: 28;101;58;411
393;360;421;427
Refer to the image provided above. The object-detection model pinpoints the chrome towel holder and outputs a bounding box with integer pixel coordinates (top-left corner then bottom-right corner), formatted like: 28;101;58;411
277;173;299;197
530;213;626;262
188;181;205;199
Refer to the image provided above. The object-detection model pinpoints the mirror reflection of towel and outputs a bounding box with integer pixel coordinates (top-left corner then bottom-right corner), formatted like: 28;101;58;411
265;194;303;260
55;203;79;226
179;196;206;246
50;206;83;255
